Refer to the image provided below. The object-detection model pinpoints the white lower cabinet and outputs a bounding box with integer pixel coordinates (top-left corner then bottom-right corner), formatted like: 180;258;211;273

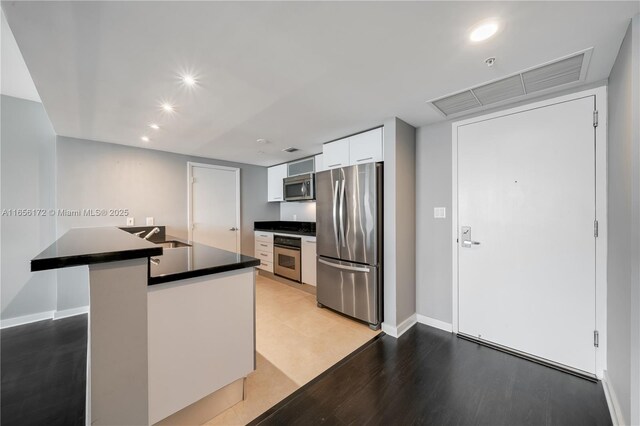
302;236;317;286
254;231;273;272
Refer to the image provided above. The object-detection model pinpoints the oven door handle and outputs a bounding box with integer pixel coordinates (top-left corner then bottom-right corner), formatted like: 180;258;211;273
274;244;301;251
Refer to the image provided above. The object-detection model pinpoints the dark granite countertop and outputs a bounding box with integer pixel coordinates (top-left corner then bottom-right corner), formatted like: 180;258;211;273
254;221;316;236
31;227;163;272
148;235;260;285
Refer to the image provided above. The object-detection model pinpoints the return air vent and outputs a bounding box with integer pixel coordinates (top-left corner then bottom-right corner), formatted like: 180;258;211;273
429;49;592;117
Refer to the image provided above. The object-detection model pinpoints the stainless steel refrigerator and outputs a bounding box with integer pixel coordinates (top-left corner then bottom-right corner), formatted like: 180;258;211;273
316;162;383;329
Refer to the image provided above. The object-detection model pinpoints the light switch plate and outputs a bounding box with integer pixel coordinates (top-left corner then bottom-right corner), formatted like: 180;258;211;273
434;207;446;219
146;217;154;226
126;217;135;226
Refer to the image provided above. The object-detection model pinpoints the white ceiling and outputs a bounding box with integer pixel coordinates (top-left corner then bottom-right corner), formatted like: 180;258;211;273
0;11;41;102
2;1;637;166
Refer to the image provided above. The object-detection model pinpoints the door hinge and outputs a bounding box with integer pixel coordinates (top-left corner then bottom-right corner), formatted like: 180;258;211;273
594;330;599;347
191;177;196;183
593;110;599;127
594;220;599;238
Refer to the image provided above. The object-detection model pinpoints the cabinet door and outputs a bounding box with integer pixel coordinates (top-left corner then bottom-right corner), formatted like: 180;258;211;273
288;157;315;176
267;164;287;202
314;154;325;172
302;236;317;286
349;128;383;165
322;138;350;170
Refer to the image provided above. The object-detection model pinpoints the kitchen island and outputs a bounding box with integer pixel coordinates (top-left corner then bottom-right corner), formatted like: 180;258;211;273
31;227;260;426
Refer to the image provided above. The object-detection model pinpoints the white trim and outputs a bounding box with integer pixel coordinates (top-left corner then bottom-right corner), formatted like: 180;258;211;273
0;310;54;329
603;370;625;426
416;314;453;333
54;305;89;320
382;314;417;338
451;86;608;378
187;162;242;253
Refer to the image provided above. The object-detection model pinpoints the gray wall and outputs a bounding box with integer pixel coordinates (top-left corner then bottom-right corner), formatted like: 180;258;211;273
55;136;279;311
1;95;57;321
383;117;416;329
415;121;452;323
607;15;640;426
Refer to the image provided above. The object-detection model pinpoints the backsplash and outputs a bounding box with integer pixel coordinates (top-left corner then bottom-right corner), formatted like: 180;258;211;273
280;201;316;222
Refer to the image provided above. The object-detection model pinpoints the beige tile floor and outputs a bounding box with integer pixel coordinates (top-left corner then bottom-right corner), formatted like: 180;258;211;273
205;274;379;425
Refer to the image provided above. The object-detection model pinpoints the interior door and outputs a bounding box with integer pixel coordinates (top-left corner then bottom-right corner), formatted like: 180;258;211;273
190;164;240;253
457;96;596;375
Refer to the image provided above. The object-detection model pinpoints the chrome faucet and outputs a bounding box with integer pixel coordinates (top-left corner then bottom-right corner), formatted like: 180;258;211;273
133;230;145;237
143;227;160;240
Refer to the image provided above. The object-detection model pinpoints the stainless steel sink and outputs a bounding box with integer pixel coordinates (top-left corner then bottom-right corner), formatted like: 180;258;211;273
156;240;192;249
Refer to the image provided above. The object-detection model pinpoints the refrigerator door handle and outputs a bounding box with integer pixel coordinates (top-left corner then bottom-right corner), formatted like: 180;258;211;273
333;180;340;247
318;258;370;273
339;179;346;247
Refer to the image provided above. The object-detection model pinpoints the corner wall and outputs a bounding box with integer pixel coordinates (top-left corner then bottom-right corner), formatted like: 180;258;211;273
382;117;416;335
606;14;640;426
0;95;57;324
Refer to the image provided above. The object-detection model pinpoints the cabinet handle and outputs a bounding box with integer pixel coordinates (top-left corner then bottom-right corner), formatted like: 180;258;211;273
327;163;341;168
260;253;268;257
356;157;373;162
305;241;316;244
273;197;282;200
260;243;268;247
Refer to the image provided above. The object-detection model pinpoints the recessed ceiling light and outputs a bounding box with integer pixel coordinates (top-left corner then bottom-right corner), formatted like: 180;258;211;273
161;103;174;112
182;75;196;86
470;21;499;42
149;123;160;130
141;136;150;142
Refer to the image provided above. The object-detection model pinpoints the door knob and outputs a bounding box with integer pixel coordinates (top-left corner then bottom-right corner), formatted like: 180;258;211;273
461;226;480;247
229;227;238;231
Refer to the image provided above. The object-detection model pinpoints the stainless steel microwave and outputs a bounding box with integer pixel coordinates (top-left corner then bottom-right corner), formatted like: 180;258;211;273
283;173;315;201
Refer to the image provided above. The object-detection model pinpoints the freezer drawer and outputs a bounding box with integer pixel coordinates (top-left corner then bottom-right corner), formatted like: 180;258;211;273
316;256;380;326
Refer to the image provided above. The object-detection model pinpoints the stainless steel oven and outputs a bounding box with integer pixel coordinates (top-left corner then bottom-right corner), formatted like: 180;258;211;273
283;173;315;201
273;235;301;282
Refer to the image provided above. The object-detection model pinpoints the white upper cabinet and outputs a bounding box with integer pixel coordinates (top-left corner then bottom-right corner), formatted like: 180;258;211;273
349;127;383;164
314;154;325;173
322;137;350;170
267;164;287;202
322;128;383;169
288;157;315;176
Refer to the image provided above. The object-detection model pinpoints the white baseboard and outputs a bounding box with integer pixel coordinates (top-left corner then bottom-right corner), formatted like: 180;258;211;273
603;370;625;426
416;314;453;333
382;313;417;338
0;310;55;329
54;305;89;320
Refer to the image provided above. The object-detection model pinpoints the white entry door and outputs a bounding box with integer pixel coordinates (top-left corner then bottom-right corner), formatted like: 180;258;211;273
456;96;597;375
189;163;240;253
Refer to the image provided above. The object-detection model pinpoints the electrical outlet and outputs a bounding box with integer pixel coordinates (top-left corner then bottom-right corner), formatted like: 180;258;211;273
146;217;154;226
126;217;135;226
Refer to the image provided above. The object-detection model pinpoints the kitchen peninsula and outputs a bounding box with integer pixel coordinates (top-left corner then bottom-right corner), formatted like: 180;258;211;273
31;226;260;425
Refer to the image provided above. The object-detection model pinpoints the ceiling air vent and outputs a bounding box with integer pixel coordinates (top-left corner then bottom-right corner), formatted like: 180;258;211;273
282;147;300;153
429;48;592;117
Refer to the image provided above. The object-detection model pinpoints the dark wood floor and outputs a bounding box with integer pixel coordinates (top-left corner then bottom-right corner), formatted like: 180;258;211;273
1;315;87;426
253;324;612;426
2;317;611;426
